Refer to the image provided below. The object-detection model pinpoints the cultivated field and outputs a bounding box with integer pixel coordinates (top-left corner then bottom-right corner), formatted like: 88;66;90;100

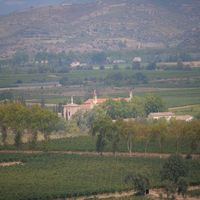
0;153;200;200
1;136;200;154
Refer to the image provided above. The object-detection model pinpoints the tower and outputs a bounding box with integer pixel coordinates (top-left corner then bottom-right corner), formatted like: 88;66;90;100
93;90;97;104
71;96;74;104
129;89;133;101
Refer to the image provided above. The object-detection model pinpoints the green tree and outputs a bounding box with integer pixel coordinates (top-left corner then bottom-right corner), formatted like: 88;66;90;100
0;92;13;101
160;154;188;184
169;119;186;153
132;62;141;70
125;174;150;196
177;177;188;198
119;121;139;155
107;120;121;155
38;108;59;141
12;51;29;66
0;103;9;145
163;180;176;200
6;102;30;148
91;116;112;155
147;62;156;70
86;106;107;130
144;94;165;115
91;52;107;65
72;110;88;133
184;120;200;154
150;119;168;156
28;105;44;147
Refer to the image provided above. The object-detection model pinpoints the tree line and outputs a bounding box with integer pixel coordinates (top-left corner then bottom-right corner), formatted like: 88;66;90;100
91;116;200;156
0;102;60;147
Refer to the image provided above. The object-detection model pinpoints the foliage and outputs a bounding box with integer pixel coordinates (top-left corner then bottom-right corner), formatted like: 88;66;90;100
160;154;188;183
0;92;13;101
163;180;177;200
0;102;60;147
144;94;166;115
177;177;188;198
91;115;113;155
125;174;150;196
11;51;29;66
72;106;107;133
161;155;190;199
146;62;156;70
150;119;168;154
91;52;107;65
183;120;200;153
101;97;146;120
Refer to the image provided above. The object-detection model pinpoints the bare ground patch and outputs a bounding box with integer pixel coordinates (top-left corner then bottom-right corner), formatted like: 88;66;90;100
0;161;23;167
59;186;200;200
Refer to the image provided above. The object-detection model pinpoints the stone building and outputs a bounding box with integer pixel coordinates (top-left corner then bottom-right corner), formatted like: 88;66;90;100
63;90;133;120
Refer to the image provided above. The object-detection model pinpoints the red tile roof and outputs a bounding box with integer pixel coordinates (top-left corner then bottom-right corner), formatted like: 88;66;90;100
83;97;129;105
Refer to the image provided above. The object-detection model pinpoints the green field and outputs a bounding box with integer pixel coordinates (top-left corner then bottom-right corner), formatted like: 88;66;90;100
150;88;200;108
1;136;200;154
169;104;200;116
1;68;200;88
0;153;199;200
1;68;200;109
1;86;199;109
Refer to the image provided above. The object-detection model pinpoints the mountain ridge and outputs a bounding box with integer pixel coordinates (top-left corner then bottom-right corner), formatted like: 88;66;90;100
0;0;200;57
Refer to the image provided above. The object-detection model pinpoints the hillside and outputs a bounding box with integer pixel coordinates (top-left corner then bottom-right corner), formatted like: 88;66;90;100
0;0;94;16
0;0;200;57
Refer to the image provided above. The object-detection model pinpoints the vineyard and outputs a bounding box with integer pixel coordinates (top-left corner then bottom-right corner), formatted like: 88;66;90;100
0;153;200;200
1;135;200;155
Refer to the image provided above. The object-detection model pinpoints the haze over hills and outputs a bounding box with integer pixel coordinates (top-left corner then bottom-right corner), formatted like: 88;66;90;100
0;0;200;57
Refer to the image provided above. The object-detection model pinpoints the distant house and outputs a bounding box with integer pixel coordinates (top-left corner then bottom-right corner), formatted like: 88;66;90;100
148;112;193;122
70;61;80;68
113;60;126;64
175;115;193;122
133;57;142;63
70;62;87;68
148;112;175;121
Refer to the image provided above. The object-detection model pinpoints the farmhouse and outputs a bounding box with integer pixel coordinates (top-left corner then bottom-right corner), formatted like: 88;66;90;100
70;61;81;68
148;112;175;121
148;112;193;122
133;57;142;63
63;90;133;120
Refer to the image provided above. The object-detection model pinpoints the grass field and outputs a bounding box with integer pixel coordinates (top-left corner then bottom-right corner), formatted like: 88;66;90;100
1;68;200;88
150;88;200;108
1;86;199;109
0;153;199;200
1;136;200;154
0;68;200;108
169;104;200;116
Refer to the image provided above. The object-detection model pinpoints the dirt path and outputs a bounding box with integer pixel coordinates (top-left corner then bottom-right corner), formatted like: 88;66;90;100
0;161;23;167
0;150;199;159
66;191;135;200
62;186;200;200
149;186;200;200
